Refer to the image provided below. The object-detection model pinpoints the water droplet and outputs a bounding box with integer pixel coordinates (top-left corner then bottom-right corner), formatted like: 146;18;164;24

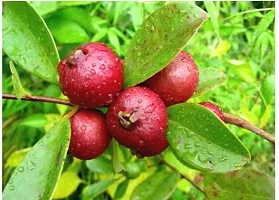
108;64;113;69
97;56;103;60
90;69;96;75
81;125;86;132
138;99;142;103
17;166;24;172
77;143;81;147
102;81;106;85
92;63;96;67
194;142;200;147
9;185;15;191
99;64;106;70
218;156;228;162
144;104;154;113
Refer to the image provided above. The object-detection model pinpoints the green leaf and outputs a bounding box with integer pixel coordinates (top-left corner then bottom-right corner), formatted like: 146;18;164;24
18;114;47;129
58;1;93;8
204;169;275;200
261;75;275;104
3;120;71;200
86;155;113;174
108;29;121;52
124;2;208;87
112;139;125;174
46;17;89;44
91;28;108;42
228;60;256;83
114;179;129;199
81;179;117;200
211;40;231;57
167;103;250;173
51;7;92;32
5;148;31;168
130;171;180;200
9;61;31;100
130;3;144;30
252;10;275;41
30;1;58;16
194;67;227;97
204;1;219;36
260;105;272;128
3;2;60;84
53;172;83;199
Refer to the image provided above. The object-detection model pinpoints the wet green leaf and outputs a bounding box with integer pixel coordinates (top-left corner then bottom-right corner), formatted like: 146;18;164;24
3;120;71;200
130;171;180;200
3;2;59;84
82;179;117;200
167;103;250;173
204;169;275;200
9;61;31;100
194;67;227;97
46;17;89;44
5;148;31;168
86;155;113;174
124;2;208;87
53;172;83;199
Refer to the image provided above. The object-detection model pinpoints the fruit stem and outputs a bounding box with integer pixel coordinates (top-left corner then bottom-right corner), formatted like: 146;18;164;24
118;110;138;130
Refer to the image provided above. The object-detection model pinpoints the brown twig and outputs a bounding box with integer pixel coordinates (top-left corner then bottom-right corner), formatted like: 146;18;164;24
2;93;275;145
223;113;275;145
157;156;208;198
2;93;73;107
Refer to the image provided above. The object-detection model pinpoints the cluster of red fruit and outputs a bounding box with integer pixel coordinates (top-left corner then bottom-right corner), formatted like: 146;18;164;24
58;42;224;160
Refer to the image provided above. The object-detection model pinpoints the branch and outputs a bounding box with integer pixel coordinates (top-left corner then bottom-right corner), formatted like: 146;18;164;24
2;93;275;145
223;113;275;145
157;156;208;198
2;93;73;107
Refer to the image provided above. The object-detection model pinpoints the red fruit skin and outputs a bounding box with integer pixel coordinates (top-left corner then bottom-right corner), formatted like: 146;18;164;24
199;102;225;121
58;42;123;108
144;51;199;106
69;109;111;160
106;87;168;157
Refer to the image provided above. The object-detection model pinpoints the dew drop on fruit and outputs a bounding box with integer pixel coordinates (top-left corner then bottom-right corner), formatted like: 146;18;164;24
144;105;154;113
97;56;103;60
99;64;106;70
92;63;96;67
90;69;96;75
138;99;142;103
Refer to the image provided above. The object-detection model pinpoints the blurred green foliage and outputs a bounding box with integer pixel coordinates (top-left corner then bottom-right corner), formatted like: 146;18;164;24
2;1;274;199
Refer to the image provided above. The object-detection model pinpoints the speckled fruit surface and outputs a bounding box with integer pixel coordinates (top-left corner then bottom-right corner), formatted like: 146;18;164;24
199;102;224;121
106;87;168;158
144;51;199;106
69;109;111;160
58;42;123;108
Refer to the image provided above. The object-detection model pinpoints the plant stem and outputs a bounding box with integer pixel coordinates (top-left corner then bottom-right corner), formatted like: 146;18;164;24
223;113;275;145
223;8;275;21
2;93;73;107
2;93;275;144
157;156;208;198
